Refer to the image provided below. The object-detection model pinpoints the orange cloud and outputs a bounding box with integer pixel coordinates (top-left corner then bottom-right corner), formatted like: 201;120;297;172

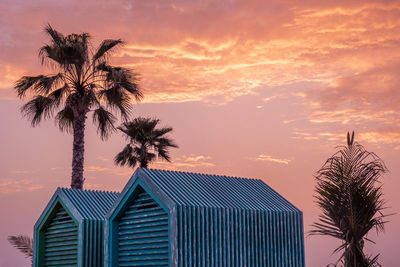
152;154;215;170
2;1;399;105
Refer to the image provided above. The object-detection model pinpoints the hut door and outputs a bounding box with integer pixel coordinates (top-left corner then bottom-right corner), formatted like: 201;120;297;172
43;206;78;266
118;187;169;266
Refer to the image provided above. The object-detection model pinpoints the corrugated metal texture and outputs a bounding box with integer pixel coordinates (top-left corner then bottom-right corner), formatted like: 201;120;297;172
139;168;305;267
59;188;120;220
82;219;104;266
118;187;169;266
176;207;304;267
141;169;299;212
43;206;78;266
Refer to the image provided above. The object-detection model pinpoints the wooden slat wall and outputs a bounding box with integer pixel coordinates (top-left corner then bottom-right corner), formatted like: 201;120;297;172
44;207;78;266
118;189;169;266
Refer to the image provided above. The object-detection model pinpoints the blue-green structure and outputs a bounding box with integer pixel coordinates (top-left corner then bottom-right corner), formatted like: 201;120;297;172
33;188;119;267
105;168;305;267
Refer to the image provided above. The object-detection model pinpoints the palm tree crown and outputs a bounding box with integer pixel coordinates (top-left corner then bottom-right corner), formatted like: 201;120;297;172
114;117;178;168
310;132;389;267
15;25;142;189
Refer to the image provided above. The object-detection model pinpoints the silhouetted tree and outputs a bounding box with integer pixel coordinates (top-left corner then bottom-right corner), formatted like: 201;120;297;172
14;25;142;189
310;132;389;267
115;117;178;168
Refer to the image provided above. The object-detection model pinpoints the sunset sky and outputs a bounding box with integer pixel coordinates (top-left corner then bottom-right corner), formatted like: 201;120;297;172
1;0;399;266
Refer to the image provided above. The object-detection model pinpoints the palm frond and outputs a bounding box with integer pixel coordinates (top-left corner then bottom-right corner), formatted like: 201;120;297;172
92;106;116;140
44;24;64;45
114;144;138;168
98;86;132;119
21;95;60;126
93;39;124;62
97;63;142;101
33;73;63;95
55;106;74;133
15;75;45;97
8;235;33;259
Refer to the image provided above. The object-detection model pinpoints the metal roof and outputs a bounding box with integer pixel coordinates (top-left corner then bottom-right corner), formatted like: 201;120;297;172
136;168;300;212
57;188;120;220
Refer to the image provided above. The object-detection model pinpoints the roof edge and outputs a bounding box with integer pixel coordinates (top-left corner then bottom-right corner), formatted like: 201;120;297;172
34;188;84;232
146;168;263;182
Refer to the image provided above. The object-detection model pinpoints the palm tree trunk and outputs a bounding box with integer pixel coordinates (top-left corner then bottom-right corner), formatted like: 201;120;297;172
71;113;86;189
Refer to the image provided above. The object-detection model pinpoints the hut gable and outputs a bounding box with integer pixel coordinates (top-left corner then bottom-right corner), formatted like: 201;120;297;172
106;168;305;267
34;188;119;267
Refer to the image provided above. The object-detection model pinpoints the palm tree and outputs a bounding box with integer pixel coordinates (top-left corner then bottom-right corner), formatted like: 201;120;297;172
8;235;33;263
15;25;142;189
310;132;389;267
114;117;178;168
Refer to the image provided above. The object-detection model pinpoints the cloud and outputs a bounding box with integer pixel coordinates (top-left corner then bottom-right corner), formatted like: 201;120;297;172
96;156;109;162
152;154;216;169
85;165;132;176
1;0;399;105
359;129;400;145
255;154;291;165
301;62;400;146
0;178;44;194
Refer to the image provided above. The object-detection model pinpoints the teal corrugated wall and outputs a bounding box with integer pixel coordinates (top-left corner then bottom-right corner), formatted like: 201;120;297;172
82;220;103;266
118;188;169;266
139;168;305;267
43;206;78;266
176;206;304;267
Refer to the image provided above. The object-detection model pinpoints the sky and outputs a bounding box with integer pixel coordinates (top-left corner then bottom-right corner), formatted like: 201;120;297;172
0;0;399;266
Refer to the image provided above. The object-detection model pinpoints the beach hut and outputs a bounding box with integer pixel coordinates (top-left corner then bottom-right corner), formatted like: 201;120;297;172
105;168;305;267
33;188;119;267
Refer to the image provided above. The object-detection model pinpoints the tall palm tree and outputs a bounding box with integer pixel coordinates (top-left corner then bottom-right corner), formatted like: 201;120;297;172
310;132;389;267
114;117;178;168
15;25;142;189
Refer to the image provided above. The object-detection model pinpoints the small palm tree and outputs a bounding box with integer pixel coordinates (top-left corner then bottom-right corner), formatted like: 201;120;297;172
114;117;178;168
310;132;389;267
8;235;33;263
15;25;142;189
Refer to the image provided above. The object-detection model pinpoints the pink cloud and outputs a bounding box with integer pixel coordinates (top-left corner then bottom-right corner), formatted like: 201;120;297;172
0;178;44;194
255;154;291;165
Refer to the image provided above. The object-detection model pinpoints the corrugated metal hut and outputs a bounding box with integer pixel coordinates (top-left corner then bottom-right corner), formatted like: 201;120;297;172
33;188;119;267
105;168;305;267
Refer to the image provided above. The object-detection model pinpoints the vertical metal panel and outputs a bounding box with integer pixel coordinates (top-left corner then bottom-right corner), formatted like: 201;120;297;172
43;206;78;266
173;206;306;267
118;188;169;266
